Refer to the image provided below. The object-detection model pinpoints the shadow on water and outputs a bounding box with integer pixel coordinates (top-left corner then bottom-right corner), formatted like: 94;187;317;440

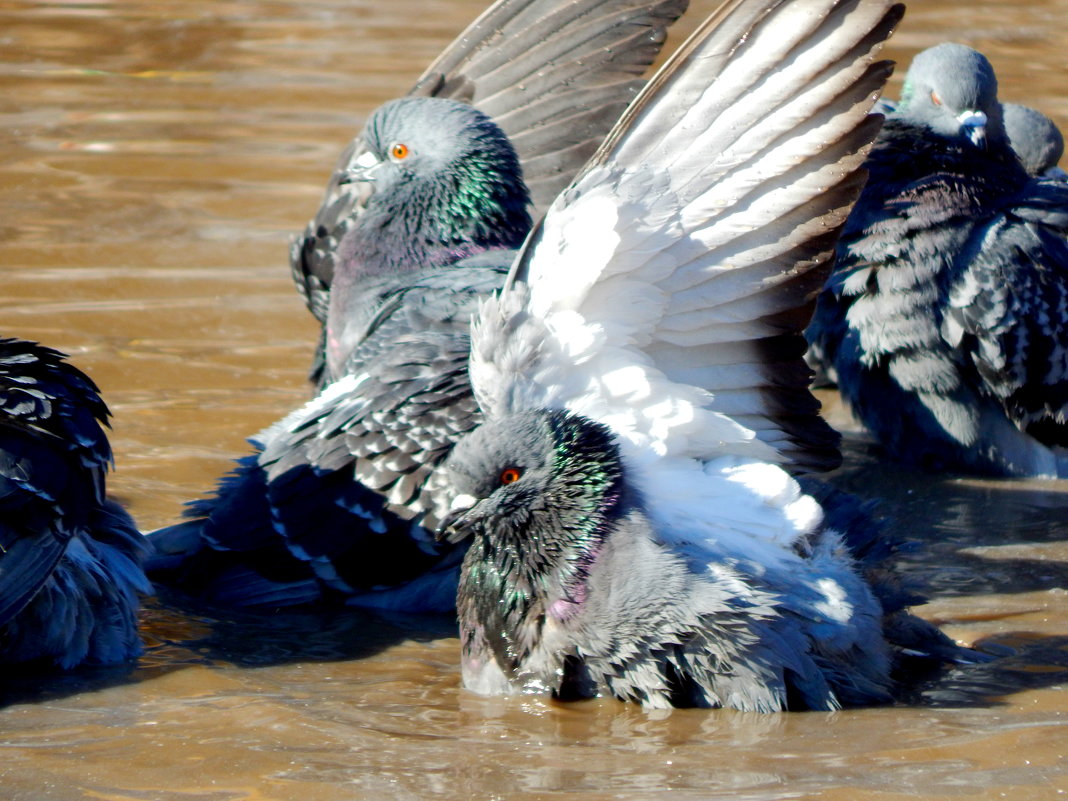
828;432;1068;599
140;591;458;666
0;661;144;710
903;632;1068;709
0;595;456;709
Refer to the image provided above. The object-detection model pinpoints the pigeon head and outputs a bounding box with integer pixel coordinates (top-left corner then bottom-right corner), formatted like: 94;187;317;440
339;97;532;276
1002;103;1065;177
440;409;625;679
898;43;1005;150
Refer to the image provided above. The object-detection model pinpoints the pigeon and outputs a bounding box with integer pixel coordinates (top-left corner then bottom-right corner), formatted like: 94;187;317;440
0;337;149;669
148;99;531;611
433;0;961;713
291;0;688;387
808;99;1066;391
1002;102;1066;178
148;0;691;610
807;42;1068;477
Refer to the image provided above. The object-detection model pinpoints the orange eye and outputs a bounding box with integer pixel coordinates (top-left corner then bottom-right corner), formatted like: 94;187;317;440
499;467;522;485
930;91;942;106
390;142;409;160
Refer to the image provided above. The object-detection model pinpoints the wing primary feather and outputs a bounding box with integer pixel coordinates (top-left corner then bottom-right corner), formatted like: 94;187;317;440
491;0;901;471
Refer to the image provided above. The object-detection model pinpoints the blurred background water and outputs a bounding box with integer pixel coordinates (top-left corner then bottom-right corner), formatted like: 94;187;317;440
1;0;1067;798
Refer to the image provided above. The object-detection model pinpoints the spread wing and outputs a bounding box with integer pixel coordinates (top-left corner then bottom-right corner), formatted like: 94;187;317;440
471;0;902;475
289;0;689;328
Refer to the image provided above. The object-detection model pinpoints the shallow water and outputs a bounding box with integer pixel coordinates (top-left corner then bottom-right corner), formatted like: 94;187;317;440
2;0;1068;798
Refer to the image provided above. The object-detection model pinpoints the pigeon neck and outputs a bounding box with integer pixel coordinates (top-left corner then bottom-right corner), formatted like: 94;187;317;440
338;161;531;281
869;115;1029;198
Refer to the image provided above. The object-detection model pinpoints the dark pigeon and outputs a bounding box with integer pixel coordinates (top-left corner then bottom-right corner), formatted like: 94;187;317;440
1002;102;1066;178
0;337;149;669
807;43;1068;477
291;0;688;387
147;100;530;611
809;99;1066;391
872;100;1064;179
434;0;962;712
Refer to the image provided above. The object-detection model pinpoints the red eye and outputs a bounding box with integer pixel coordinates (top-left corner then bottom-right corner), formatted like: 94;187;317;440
390;143;409;160
500;467;522;485
930;91;942;106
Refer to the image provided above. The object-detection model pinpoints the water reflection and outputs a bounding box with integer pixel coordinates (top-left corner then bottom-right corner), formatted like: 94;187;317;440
828;432;1068;599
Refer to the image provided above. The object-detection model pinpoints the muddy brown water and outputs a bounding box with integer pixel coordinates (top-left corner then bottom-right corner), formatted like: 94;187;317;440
2;0;1068;798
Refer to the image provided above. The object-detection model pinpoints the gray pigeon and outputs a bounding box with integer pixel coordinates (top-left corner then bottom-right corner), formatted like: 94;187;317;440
1002;102;1066;178
148;99;531;611
0;337;149;668
807;43;1068;477
434;0;959;712
291;0;688;386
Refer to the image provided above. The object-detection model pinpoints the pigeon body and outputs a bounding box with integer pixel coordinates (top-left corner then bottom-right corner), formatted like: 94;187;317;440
807;43;1068;477
148;101;530;611
149;0;691;609
0;337;148;668
324;98;531;380
435;0;962;712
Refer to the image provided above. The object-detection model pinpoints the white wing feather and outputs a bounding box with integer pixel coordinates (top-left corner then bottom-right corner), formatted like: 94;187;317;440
469;0;899;560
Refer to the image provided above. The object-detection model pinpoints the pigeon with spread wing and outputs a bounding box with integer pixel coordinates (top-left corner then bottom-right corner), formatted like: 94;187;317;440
148;0;688;610
436;0;970;711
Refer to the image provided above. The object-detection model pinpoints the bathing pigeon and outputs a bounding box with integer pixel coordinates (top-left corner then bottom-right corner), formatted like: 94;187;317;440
435;0;952;712
148;99;532;611
807;43;1068;477
147;0;697;609
1002;102;1066;178
291;0;688;386
0;337;149;668
807;100;1066;390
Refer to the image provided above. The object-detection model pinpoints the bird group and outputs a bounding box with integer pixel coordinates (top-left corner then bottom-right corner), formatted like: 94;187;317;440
9;0;1065;710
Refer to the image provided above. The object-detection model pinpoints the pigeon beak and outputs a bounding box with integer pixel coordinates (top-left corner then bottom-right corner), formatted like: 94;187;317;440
338;149;383;185
435;493;478;543
957;109;988;149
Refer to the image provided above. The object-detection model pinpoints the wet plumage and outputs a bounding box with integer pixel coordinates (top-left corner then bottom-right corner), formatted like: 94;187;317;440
0;337;148;668
807;43;1068;477
443;410;956;710
437;0;967;712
